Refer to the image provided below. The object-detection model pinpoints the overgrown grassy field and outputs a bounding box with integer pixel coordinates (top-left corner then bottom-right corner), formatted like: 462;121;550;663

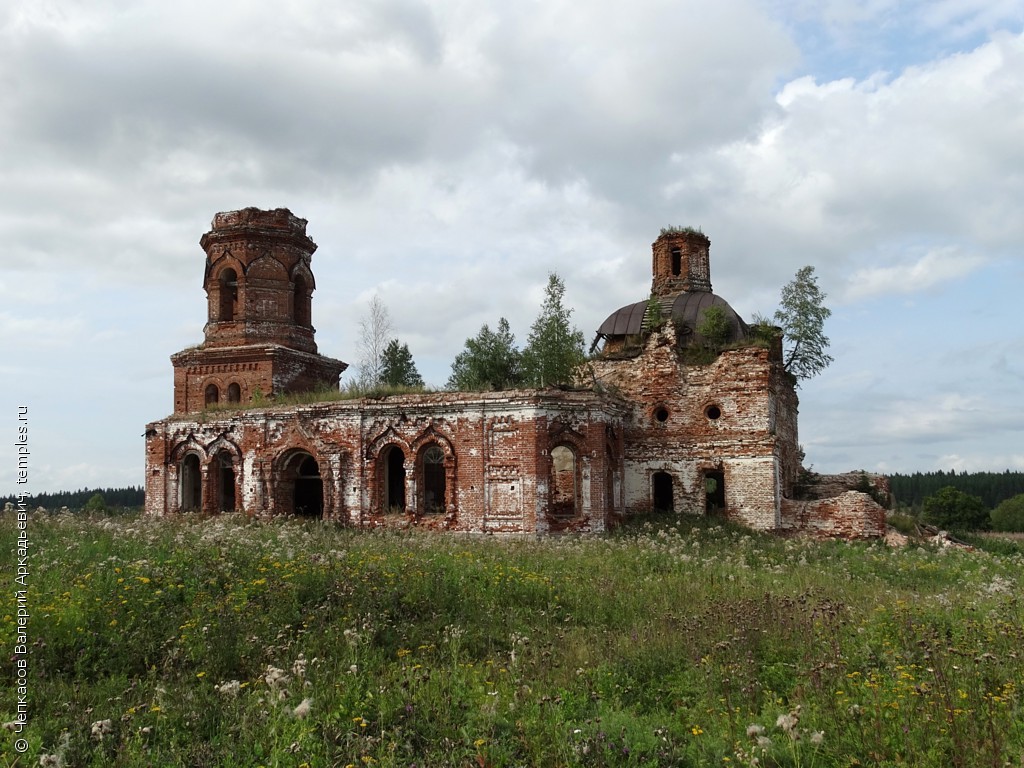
2;512;1023;767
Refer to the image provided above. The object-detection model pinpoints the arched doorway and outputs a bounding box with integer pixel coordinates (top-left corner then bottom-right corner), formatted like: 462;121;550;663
216;451;236;512
705;470;725;515
420;445;446;514
550;445;578;517
180;454;202;511
652;471;673;512
293;455;323;518
384;446;406;512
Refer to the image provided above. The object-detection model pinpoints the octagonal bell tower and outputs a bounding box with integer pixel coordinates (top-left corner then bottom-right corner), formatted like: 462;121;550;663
651;228;712;298
170;208;346;413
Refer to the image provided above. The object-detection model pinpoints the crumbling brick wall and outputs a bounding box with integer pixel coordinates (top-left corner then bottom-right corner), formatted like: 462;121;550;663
588;323;799;530
145;390;627;534
781;492;887;539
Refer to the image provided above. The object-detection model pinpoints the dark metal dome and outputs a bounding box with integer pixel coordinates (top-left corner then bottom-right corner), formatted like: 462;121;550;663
596;292;749;345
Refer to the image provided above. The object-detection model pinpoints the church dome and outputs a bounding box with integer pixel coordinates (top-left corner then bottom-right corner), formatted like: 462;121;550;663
594;229;749;351
596;291;749;347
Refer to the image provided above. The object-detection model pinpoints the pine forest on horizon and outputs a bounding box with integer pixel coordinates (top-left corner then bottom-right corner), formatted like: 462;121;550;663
5;472;1024;514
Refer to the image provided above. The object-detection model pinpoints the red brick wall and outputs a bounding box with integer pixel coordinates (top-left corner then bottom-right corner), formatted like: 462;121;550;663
782;492;887;538
145;391;628;534
589;324;798;530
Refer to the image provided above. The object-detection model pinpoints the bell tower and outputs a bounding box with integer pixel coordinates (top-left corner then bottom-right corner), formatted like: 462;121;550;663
651;228;712;298
170;208;347;413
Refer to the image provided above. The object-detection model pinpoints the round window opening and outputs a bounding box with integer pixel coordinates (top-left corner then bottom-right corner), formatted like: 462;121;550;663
704;404;722;420
653;406;670;423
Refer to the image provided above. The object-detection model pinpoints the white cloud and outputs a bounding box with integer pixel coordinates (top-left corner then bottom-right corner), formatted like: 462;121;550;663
842;247;986;301
936;453;1024;473
869;393;986;442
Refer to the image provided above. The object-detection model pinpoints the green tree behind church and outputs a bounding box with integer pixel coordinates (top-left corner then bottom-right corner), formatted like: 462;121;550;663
521;273;585;387
448;318;523;391
379;339;424;388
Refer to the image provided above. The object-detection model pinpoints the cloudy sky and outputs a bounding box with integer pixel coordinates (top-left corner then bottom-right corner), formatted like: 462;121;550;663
3;0;1024;494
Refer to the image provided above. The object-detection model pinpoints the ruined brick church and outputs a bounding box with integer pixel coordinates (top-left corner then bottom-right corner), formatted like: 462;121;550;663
144;208;885;536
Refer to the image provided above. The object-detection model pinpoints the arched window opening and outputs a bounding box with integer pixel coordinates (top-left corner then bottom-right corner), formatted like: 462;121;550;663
384;446;406;513
217;451;236;512
671;248;682;277
705;470;726;515
293;275;311;328
292;454;323;518
652;471;673;512
205;383;219;407
226;383;241;403
219;268;239;321
550;445;578;517
180;454;202;512
421;445;446;515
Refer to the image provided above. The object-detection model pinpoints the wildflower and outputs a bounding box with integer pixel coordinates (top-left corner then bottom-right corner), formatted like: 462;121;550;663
90;719;114;740
756;736;772;749
809;730;825;746
292;654;307;680
746;724;765;738
215;680;242;697
264;665;290;691
349;664;359;675
292;698;313;719
775;707;800;734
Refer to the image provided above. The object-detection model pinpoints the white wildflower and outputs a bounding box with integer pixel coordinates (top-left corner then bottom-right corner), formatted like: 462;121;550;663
775;708;800;734
215;680;241;697
810;730;825;746
292;698;313;719
264;665;290;692
746;724;765;738
90;719;114;740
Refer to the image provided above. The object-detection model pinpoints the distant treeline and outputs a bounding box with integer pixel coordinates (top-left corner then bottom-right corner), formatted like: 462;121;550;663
1;486;145;511
889;471;1024;510
4;475;1024;515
